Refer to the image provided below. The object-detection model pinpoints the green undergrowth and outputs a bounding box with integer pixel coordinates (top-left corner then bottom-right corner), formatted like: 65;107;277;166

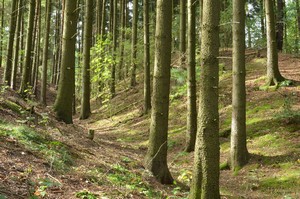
0;120;74;172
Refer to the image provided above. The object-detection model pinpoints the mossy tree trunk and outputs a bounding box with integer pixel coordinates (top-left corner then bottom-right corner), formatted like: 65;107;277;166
130;0;138;87
80;0;93;119
3;0;18;85
230;0;249;171
143;0;151;114
185;0;197;153
41;0;52;105
265;0;285;86
189;0;220;198
11;0;23;90
19;0;36;95
54;0;78;124
144;0;173;184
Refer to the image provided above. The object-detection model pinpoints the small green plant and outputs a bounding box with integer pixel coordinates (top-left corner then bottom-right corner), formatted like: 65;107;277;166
76;190;99;199
34;178;61;198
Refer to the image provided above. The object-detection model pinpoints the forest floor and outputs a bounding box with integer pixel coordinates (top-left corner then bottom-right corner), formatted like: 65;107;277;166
0;51;300;199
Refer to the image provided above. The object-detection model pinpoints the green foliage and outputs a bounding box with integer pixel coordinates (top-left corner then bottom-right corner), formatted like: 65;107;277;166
170;68;187;100
275;93;300;123
90;36;114;102
34;178;61;198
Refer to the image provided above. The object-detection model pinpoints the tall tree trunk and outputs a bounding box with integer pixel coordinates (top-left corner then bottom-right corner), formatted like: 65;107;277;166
276;0;284;52
41;0;52;105
189;0;220;198
3;0;18;85
80;0;93;119
130;0;138;87
19;0;36;95
180;0;186;67
230;0;249;171
265;0;284;86
144;0;173;185
11;0;23;90
54;0;78;124
296;0;300;53
0;0;4;69
185;0;197;153
143;0;151;114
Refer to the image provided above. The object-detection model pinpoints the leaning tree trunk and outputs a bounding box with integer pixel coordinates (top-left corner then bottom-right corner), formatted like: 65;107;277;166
54;0;78;124
265;0;285;86
144;0;173;184
230;0;249;171
41;0;52;105
185;0;197;153
3;0;18;85
19;0;36;96
143;0;151;114
130;0;138;87
80;0;93;120
189;0;221;198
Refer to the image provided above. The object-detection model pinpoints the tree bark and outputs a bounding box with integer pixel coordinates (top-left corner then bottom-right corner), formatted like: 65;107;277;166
54;0;78;124
189;0;220;197
144;0;173;184
80;0;93;119
265;0;284;86
19;0;36;95
117;0;126;80
230;0;249;171
3;0;18;85
185;0;197;153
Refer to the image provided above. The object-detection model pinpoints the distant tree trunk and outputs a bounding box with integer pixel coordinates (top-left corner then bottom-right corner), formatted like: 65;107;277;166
109;0;114;33
230;0;249;171
189;0;221;198
20;16;25;74
185;0;197;153
54;0;78;124
41;0;52;105
296;0;300;53
130;0;138;87
52;3;61;85
96;0;103;35
0;0;4;69
101;0;107;36
118;0;126;80
144;0;173;184
32;0;41;94
143;0;151;114
260;0;265;38
265;0;284;86
180;0;186;67
19;0;36;95
11;0;23;90
80;0;93;119
3;0;18;85
110;0;117;97
276;0;284;52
